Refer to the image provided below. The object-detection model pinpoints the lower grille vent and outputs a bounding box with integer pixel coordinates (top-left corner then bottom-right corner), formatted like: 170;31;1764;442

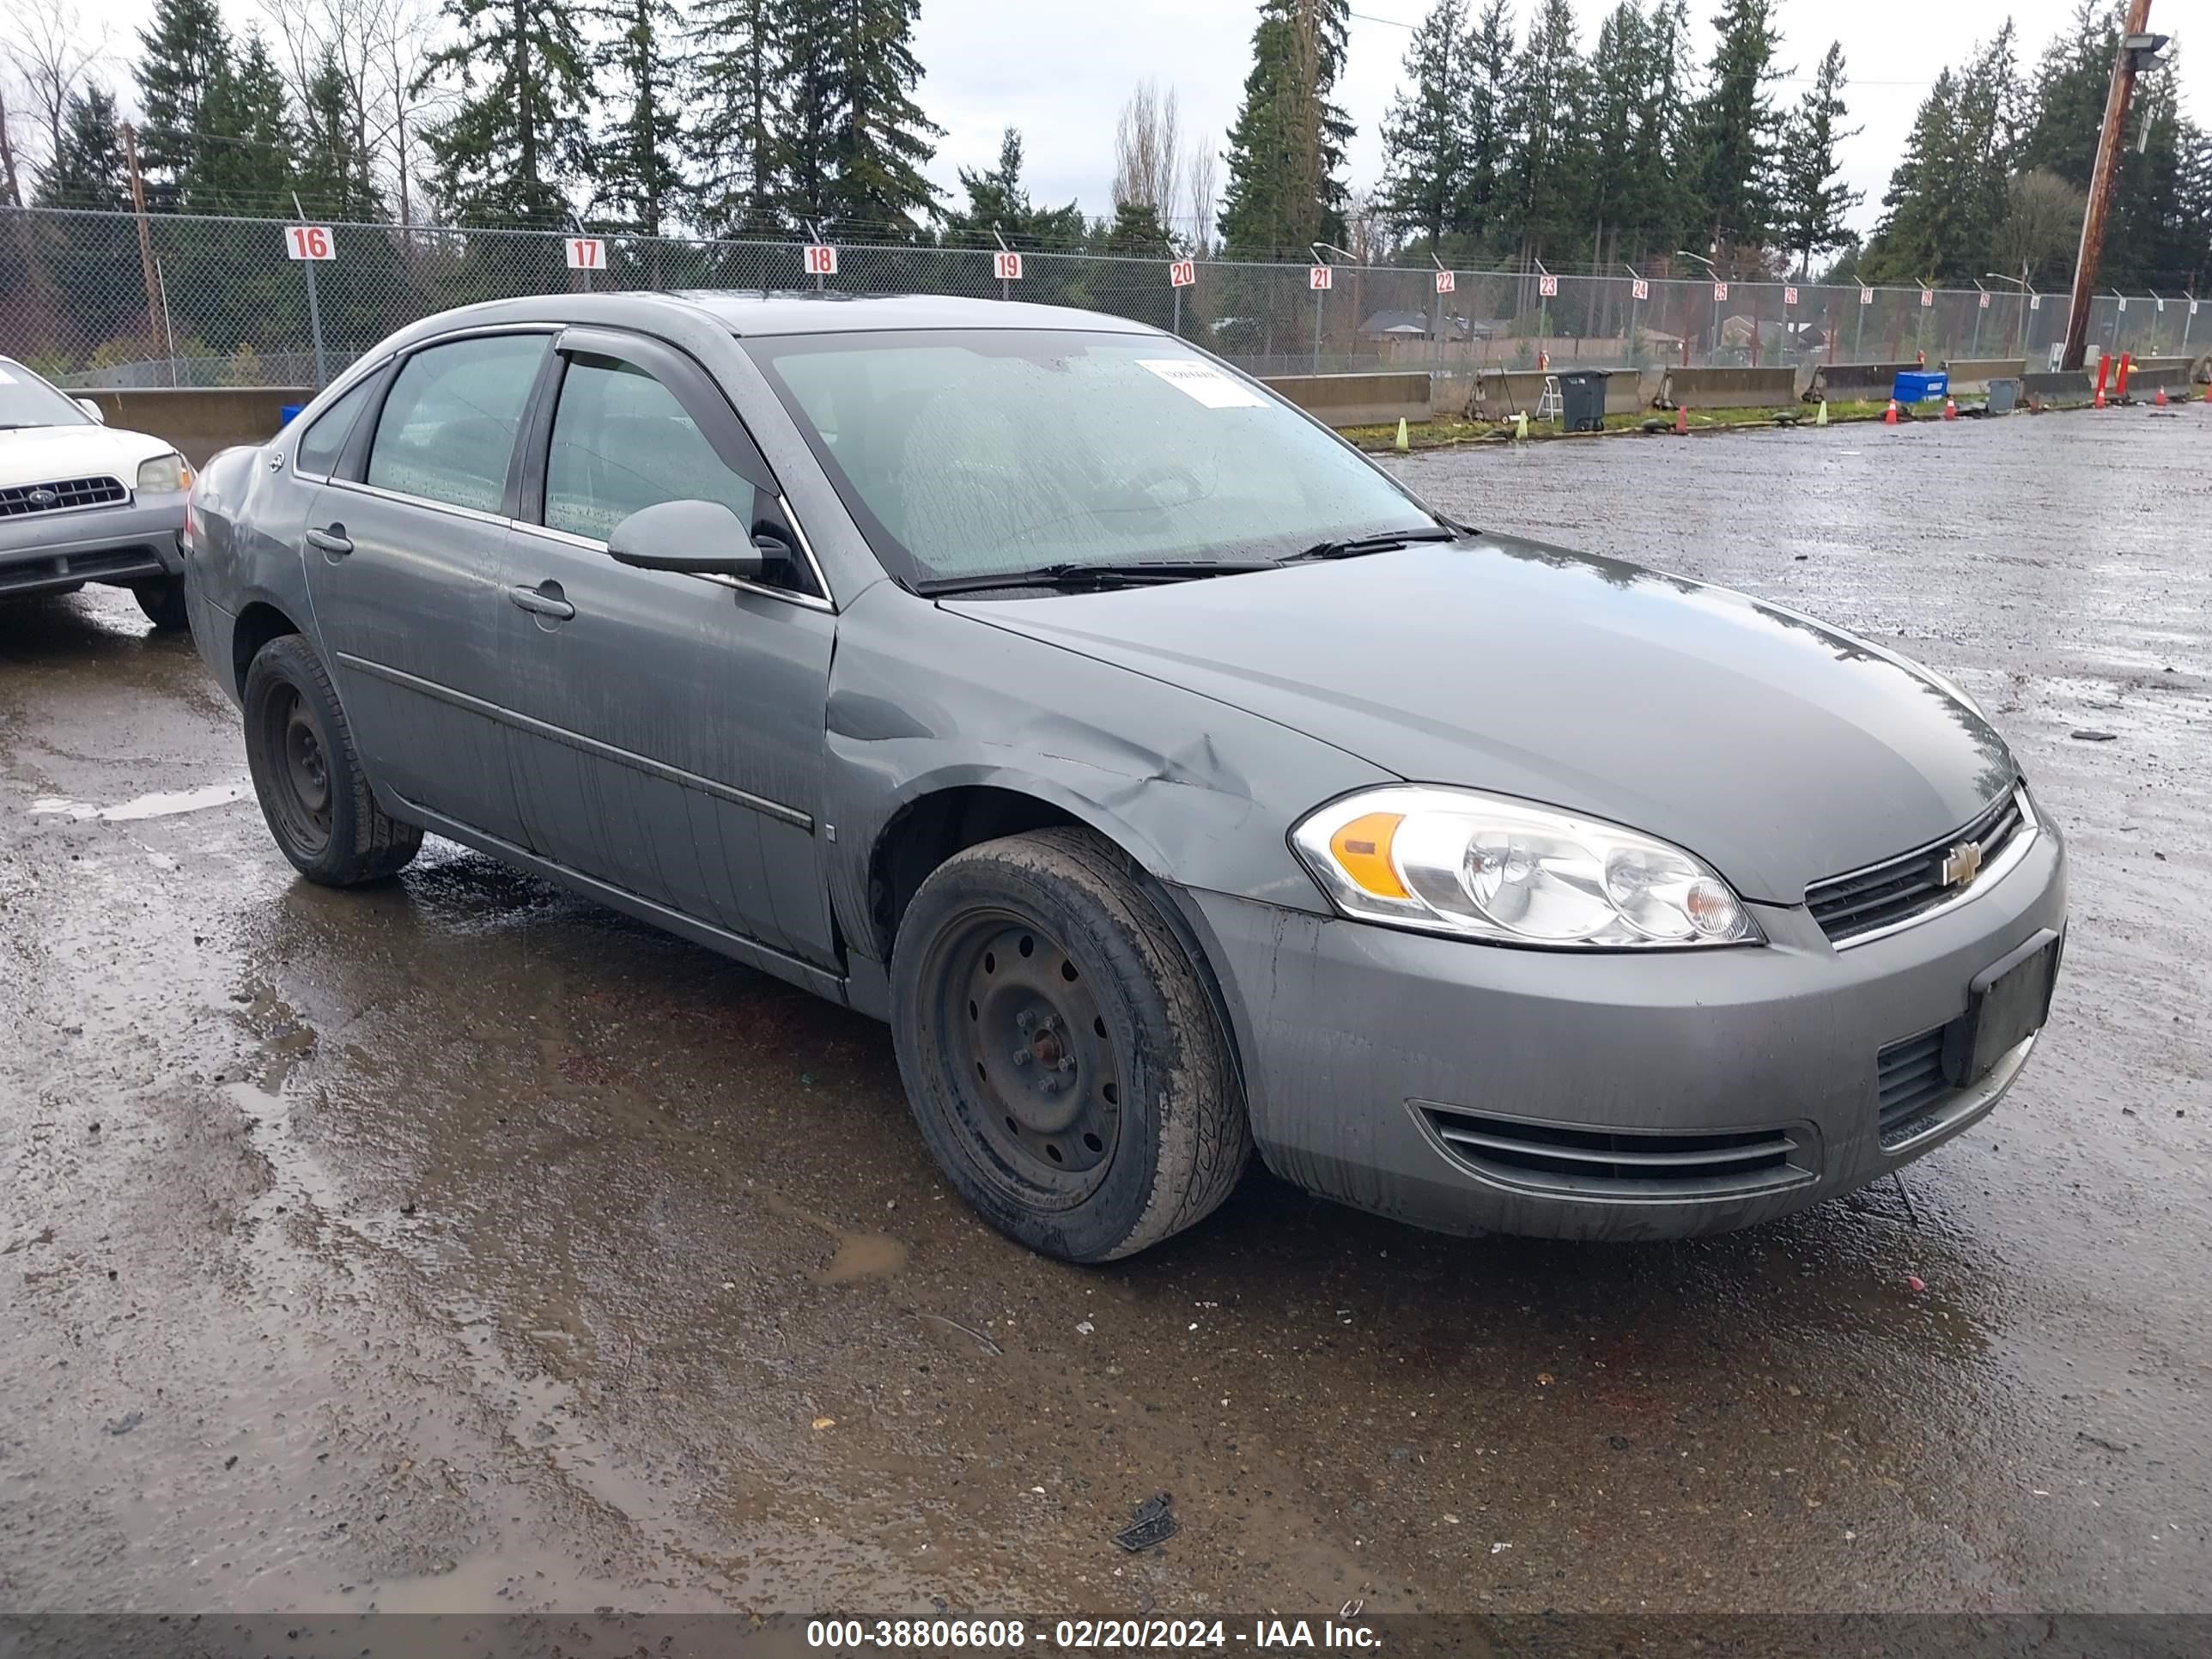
1418;1105;1818;1199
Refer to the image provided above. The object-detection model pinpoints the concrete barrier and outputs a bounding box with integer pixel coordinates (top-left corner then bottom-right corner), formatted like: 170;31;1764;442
1658;366;1799;410
81;386;312;467
2020;370;2095;408
1460;368;1655;421
1261;371;1432;428
1942;358;2027;395
1805;362;1919;403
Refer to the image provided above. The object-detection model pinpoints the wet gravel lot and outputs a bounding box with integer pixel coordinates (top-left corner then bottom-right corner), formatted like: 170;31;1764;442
3;409;2207;1621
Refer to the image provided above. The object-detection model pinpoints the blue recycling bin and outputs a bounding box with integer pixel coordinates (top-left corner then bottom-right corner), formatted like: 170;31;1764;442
278;404;305;426
1892;370;1948;404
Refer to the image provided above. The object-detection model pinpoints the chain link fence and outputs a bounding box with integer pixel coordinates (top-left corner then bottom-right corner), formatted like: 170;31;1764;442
3;205;2203;392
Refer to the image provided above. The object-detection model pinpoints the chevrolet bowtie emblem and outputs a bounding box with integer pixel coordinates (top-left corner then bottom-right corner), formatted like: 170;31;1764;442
1941;839;1984;887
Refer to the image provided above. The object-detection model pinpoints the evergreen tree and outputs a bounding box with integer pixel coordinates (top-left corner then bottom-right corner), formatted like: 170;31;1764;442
1454;0;1516;252
1859;70;1960;283
1100;200;1175;258
32;83;129;210
418;0;595;225
592;0;687;234
296;48;386;222
2017;0;2111;186
134;0;232;207
1583;3;1651;264
1860;26;2021;283
1636;0;1701;253
1499;0;1589;261
1218;0;1355;256
183;32;295;217
939;128;1082;248
1686;0;1783;253
1774;41;1861;276
690;0;782;234
777;0;942;234
32;85;143;353
1376;0;1469;249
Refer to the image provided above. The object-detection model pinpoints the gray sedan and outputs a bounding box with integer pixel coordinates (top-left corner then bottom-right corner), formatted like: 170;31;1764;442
181;293;2066;1261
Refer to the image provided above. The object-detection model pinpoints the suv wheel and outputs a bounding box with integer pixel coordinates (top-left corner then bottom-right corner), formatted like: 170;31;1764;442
242;635;422;884
890;827;1249;1261
133;576;191;633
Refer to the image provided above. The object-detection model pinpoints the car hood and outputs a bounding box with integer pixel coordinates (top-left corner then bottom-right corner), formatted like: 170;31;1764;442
944;537;2018;905
0;422;176;490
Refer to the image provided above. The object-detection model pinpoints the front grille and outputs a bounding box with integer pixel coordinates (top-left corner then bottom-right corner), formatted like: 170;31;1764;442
0;475;128;519
1419;1104;1817;1199
1875;1028;1953;1146
1807;789;2028;945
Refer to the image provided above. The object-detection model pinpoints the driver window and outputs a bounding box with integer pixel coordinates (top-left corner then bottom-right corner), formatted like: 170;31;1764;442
545;356;761;547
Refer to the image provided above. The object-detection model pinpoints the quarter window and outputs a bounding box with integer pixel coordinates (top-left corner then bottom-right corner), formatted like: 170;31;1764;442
365;334;546;513
544;356;759;543
293;375;375;477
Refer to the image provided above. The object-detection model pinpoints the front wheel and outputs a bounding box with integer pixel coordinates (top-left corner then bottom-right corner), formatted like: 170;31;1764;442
242;634;422;885
890;827;1249;1262
133;575;191;633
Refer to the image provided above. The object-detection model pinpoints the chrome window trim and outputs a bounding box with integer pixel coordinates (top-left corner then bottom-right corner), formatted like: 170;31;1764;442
508;493;836;615
325;325;562;503
1824;787;2040;951
324;475;513;528
288;356;396;484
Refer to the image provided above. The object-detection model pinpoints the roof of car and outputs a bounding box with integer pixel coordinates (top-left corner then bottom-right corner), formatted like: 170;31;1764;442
671;290;1156;337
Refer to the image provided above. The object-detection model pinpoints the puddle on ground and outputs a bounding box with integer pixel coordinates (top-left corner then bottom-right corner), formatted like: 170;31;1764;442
31;780;250;821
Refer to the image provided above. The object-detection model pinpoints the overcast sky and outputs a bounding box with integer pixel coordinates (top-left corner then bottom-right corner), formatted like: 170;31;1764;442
37;0;2209;242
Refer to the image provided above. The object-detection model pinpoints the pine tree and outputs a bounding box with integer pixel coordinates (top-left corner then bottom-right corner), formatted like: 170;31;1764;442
183;32;295;217
1686;0;1783;254
592;0;687;234
33;85;143;353
690;0;781;234
1860;70;1960;283
2017;0;2111;186
1862;26;2021;283
776;0;941;234
939;128;1083;249
1775;41;1861;276
1218;0;1355;257
1376;0;1469;250
1583;3;1651;264
1636;0;1701;254
296;49;386;222
33;84;129;210
418;0;595;226
135;0;232;207
1500;0;1589;262
1454;0;1516;252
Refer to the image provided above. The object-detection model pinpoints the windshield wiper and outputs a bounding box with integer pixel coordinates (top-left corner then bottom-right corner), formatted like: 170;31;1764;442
913;559;1282;597
1287;525;1464;562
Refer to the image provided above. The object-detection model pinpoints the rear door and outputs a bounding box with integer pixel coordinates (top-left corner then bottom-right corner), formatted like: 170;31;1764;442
497;327;837;965
304;329;550;847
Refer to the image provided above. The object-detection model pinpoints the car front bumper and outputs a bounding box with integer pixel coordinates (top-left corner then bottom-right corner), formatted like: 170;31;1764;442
0;494;188;599
1178;814;2068;1241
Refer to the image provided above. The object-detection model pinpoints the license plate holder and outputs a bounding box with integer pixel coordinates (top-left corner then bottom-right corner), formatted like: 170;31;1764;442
1942;928;2062;1087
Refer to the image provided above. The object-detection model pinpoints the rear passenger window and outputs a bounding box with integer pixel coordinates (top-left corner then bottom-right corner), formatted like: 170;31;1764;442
544;356;759;542
294;376;374;477
366;334;546;513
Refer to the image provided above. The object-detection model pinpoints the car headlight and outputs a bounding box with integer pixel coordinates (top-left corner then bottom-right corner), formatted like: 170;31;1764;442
1291;786;1761;948
137;453;191;494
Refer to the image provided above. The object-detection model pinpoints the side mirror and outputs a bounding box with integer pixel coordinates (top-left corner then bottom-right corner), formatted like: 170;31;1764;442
606;498;769;580
76;398;106;424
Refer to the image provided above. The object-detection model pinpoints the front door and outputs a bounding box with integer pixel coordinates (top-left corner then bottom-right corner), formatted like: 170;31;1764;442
496;330;836;966
303;330;550;847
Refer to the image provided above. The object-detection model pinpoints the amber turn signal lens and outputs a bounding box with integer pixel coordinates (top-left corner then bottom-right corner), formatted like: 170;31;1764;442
1328;811;1409;899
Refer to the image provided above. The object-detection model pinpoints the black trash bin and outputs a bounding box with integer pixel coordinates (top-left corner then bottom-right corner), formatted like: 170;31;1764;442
1554;368;1611;433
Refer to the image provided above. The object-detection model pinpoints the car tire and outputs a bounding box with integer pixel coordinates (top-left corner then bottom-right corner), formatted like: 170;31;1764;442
890;826;1249;1262
133;576;191;633
242;635;422;885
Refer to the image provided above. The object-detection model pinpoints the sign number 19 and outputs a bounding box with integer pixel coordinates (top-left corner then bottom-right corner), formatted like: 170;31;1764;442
285;225;335;261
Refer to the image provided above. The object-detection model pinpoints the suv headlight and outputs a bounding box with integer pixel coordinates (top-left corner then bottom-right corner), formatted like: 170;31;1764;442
137;453;191;494
1291;786;1760;948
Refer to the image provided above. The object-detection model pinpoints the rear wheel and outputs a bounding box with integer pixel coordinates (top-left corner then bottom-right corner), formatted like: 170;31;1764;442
242;634;422;884
890;827;1249;1262
133;575;190;633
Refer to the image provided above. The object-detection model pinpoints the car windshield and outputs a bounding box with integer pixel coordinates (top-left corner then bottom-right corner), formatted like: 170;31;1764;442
0;361;94;429
744;330;1441;586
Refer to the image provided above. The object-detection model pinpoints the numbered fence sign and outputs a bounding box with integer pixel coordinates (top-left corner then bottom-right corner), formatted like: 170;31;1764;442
2117;295;2127;312
1920;289;1934;307
1978;291;1992;309
2030;294;2042;311
804;244;838;276
1784;285;1798;307
285;224;335;261
1309;264;1333;290
2193;299;2201;317
1631;277;1649;301
2154;295;2164;312
565;237;605;270
1860;287;1875;306
1712;282;1728;302
1433;269;1455;295
993;249;1024;282
1169;258;1196;288
1538;273;1559;297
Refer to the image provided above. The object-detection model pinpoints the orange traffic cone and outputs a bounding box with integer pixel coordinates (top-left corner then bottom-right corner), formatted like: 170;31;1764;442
2154;386;2168;406
1674;404;1687;436
1884;398;1900;426
1943;395;1958;421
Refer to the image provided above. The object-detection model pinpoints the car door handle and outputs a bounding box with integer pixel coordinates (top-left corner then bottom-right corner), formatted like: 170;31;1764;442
508;582;576;621
306;525;352;556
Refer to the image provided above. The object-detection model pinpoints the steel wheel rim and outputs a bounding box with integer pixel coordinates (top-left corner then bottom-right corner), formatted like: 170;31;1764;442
264;684;332;854
933;907;1124;1203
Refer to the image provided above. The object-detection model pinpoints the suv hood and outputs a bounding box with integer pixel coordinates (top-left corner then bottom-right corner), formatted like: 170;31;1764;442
945;537;2016;905
0;422;176;490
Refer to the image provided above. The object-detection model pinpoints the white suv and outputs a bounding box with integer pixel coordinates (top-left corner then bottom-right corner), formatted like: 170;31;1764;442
1;356;194;630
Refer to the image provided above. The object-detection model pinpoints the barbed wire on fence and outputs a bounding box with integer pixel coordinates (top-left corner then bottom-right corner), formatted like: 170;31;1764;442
2;206;2203;391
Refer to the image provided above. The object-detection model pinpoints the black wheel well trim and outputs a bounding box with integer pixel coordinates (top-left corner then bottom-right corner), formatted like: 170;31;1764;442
866;783;1249;1101
231;599;305;698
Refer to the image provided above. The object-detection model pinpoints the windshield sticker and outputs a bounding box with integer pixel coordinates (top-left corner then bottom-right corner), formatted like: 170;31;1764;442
1138;358;1267;410
0;366;17;384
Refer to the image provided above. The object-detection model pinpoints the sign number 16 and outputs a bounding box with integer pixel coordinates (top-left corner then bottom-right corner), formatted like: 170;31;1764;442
285;224;334;261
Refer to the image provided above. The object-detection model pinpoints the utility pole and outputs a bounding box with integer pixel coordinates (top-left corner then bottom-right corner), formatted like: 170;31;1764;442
120;123;173;384
2061;0;2164;370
